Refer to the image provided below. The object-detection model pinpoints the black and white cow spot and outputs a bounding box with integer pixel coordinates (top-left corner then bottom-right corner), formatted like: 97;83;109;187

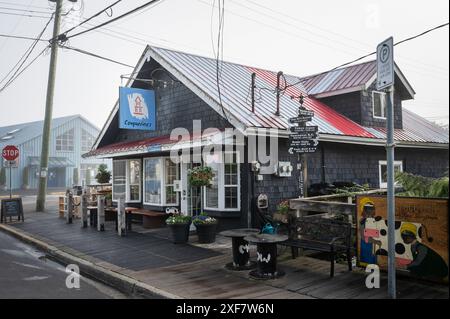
375;248;388;256
395;243;406;255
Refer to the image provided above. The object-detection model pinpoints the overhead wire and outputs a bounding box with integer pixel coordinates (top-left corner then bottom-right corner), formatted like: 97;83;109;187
0;13;54;92
63;0;162;40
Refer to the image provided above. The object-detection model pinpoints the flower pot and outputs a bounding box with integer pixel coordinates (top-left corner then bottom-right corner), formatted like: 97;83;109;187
195;223;217;243
168;222;191;244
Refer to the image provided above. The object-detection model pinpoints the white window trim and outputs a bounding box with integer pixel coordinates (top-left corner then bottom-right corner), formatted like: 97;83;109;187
372;91;387;120
143;157;179;206
127;159;142;203
378;160;403;188
204;151;241;212
112;159;141;203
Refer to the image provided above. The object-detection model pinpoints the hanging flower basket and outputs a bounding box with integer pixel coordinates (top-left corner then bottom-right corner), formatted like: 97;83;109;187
188;166;214;187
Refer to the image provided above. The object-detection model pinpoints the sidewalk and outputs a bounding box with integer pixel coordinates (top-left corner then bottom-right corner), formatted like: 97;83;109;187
1;210;448;299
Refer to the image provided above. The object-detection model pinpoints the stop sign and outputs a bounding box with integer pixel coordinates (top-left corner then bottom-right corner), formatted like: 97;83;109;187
2;145;19;161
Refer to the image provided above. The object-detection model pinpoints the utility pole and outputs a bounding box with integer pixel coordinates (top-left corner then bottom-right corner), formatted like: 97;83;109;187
36;0;63;212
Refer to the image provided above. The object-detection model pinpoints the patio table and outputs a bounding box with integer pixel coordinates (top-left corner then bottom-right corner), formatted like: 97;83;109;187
219;228;260;270
244;233;288;279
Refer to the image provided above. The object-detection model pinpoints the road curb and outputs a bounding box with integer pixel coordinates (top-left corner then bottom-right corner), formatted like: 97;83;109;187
0;224;182;299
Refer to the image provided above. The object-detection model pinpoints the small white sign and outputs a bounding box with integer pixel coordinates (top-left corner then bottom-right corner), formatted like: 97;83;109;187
3;159;18;168
376;37;394;90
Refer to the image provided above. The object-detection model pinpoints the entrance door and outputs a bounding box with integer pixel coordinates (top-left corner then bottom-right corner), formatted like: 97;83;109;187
47;167;66;188
180;163;201;218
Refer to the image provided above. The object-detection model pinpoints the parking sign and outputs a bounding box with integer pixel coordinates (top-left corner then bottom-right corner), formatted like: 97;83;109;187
376;37;394;90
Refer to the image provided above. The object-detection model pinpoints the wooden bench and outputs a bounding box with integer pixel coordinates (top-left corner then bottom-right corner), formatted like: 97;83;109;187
280;217;353;277
127;209;170;229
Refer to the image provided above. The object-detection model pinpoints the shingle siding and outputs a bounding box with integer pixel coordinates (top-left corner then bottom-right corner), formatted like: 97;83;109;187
318;82;403;129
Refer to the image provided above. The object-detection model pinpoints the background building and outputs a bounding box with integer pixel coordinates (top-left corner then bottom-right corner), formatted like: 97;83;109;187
0;115;110;190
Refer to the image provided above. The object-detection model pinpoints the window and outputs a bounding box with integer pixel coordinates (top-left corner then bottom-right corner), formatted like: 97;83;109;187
143;157;179;206
81;130;95;152
204;152;240;211
372;91;387;119
56;129;75;151
128;160;141;201
379;160;403;188
165;158;178;205
144;158;161;204
224;153;239;209
112;159;141;202
113;161;126;201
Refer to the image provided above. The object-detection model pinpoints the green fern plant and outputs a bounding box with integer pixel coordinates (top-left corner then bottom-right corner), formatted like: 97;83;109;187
395;172;448;198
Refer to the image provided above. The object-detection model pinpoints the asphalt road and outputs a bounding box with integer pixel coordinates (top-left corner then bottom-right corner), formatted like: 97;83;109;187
0;231;129;299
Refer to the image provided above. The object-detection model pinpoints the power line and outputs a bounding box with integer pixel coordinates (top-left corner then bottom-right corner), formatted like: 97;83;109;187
0;33;47;41
0;14;54;90
64;0;162;40
0;6;52;15
0;45;49;93
59;44;133;68
282;22;450;94
60;0;122;36
0;1;52;11
242;0;448;74
0;11;51;18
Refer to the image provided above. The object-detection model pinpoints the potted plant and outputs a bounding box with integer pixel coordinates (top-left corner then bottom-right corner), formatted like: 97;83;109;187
166;213;192;244
193;212;218;244
95;164;111;184
273;200;290;224
187;166;214;187
188;166;214;213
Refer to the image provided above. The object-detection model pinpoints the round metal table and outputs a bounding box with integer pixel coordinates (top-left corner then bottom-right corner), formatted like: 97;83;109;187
219;228;260;270
244;233;288;279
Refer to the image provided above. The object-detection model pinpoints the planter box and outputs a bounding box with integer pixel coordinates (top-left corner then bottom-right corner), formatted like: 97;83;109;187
195;223;218;243
168;223;191;244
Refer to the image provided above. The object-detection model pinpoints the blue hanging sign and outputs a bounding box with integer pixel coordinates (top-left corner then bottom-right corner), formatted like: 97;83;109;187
119;87;156;130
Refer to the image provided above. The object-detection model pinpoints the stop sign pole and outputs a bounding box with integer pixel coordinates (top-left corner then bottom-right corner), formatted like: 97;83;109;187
2;145;19;199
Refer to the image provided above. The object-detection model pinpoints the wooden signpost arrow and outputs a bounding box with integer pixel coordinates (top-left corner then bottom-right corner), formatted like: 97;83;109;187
288;97;319;198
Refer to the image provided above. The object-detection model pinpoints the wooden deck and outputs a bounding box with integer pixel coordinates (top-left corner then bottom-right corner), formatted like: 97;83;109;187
8;212;449;299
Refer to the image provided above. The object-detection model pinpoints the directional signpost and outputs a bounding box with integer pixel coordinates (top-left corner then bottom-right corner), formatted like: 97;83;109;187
2;145;19;199
377;36;396;299
288;96;319;197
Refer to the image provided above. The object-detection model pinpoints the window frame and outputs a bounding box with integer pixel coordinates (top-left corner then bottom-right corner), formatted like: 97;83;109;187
378;160;403;188
81;129;96;153
56;128;75;152
143;157;179;206
372;91;387;120
204;151;241;212
112;159;141;203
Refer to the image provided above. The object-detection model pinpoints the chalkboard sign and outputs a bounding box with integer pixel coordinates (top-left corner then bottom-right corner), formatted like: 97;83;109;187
1;198;24;223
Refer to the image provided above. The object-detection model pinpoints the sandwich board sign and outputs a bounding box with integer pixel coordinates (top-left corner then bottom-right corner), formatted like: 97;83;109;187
376;37;394;90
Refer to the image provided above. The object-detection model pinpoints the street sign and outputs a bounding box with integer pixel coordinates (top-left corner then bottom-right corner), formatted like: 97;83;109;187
289;132;318;139
3;159;18;168
376;36;394;90
288;147;318;154
290;126;318;133
289;116;313;123
2;145;19;161
289;139;319;147
298;109;314;117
